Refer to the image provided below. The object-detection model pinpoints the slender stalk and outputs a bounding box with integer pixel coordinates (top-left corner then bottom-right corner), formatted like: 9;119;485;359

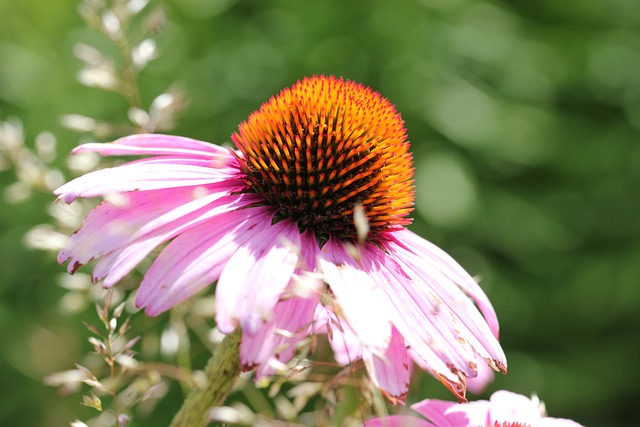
169;329;242;427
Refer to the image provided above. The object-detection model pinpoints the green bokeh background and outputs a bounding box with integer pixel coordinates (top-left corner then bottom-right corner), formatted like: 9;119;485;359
2;0;639;426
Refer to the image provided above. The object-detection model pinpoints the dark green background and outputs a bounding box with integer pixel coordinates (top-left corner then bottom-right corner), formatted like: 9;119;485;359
1;0;639;426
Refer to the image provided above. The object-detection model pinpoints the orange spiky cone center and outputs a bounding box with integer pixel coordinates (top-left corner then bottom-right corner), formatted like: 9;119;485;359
232;75;414;241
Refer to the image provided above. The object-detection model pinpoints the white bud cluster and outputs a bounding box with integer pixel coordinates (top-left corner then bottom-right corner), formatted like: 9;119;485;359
64;0;182;138
0;116;66;204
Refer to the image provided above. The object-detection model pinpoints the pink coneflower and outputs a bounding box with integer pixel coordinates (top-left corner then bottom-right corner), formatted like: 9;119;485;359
55;75;506;403
365;390;585;427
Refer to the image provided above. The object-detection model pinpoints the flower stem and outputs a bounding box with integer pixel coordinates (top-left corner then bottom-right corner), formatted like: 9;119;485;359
169;329;242;427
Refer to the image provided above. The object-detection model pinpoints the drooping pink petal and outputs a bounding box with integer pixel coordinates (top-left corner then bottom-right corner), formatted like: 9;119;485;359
413;399;490;427
359;244;477;401
215;219;301;335
238;231;322;376
364;415;434;427
92;193;262;287
57;181;246;272
58;189;194;270
72;134;235;160
240;295;318;378
385;236;507;376
54;157;244;203
318;238;392;355
389;229;501;339
363;326;411;405
319;237;492;401
136;206;274;316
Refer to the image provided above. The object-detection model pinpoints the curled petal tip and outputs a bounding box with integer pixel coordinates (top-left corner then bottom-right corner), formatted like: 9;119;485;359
486;357;508;374
68;260;84;275
433;369;468;403
382;390;408;406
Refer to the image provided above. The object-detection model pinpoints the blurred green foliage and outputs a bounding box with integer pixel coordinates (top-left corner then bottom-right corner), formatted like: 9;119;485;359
1;0;640;426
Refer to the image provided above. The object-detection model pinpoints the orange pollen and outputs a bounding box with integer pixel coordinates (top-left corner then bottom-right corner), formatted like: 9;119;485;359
232;75;415;240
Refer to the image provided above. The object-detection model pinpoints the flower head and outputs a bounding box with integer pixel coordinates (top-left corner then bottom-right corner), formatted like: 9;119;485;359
232;75;414;239
55;75;506;403
365;390;585;427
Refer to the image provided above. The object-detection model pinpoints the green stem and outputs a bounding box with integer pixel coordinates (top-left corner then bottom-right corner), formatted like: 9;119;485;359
169;329;242;427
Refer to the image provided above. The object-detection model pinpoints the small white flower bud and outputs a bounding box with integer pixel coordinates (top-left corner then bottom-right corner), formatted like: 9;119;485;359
101;10;122;39
132;38;157;69
78;67;118;90
60;114;97;133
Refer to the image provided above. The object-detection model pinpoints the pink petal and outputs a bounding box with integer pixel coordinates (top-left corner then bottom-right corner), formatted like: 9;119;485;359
363;326;411;405
215;220;301;335
240;296;317;377
59;188;197;269
364;415;434;427
385;236;507;375
412;400;459;426
297;230;320;273
412;399;490;427
389;229;501;339
318;238;392;355
313;305;362;365
361;245;477;400
136;207;274;315
93;193;262;287
73;134;234;159
54;157;243;203
58;182;246;274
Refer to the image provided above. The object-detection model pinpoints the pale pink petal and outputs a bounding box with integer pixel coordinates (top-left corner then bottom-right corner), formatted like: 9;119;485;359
363;326;411;405
389;229;500;339
54;157;244;203
373;251;476;370
73;134;234;160
92;193;262;287
489;390;542;425
385;237;507;375
313;305;362;365
240;296;317;378
364;415;434;427
215;220;301;335
318;238;392;355
136;207;273;315
412;399;490;426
